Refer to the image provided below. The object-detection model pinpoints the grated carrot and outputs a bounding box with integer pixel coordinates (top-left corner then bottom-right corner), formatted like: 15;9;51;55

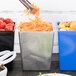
18;3;53;31
24;3;39;16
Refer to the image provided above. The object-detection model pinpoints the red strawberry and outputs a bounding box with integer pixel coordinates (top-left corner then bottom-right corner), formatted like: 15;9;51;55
4;18;13;24
0;20;6;29
0;29;5;31
7;23;15;27
0;18;4;21
5;25;14;31
6;23;14;30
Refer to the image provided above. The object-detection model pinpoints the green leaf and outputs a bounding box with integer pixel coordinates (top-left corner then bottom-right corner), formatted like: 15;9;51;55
39;72;42;76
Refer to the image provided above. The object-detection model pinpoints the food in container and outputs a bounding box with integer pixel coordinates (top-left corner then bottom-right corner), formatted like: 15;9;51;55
58;21;76;70
18;3;53;32
18;3;54;70
18;17;53;31
58;21;76;31
0;17;15;71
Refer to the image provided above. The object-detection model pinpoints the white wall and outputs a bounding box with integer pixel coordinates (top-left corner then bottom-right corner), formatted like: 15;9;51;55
0;0;76;53
0;0;76;11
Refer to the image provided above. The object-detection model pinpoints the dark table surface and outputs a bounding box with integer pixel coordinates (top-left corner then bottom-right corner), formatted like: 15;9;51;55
7;54;76;76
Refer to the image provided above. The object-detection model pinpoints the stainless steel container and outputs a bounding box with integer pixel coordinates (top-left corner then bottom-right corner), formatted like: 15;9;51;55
19;32;54;70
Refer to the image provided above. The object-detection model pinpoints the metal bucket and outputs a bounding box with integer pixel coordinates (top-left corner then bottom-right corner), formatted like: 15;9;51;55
19;32;54;70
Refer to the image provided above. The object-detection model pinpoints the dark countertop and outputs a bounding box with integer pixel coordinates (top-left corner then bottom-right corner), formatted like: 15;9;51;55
7;54;76;76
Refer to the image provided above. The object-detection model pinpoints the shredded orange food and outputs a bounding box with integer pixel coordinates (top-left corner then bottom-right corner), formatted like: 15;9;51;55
24;3;39;16
19;3;53;31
